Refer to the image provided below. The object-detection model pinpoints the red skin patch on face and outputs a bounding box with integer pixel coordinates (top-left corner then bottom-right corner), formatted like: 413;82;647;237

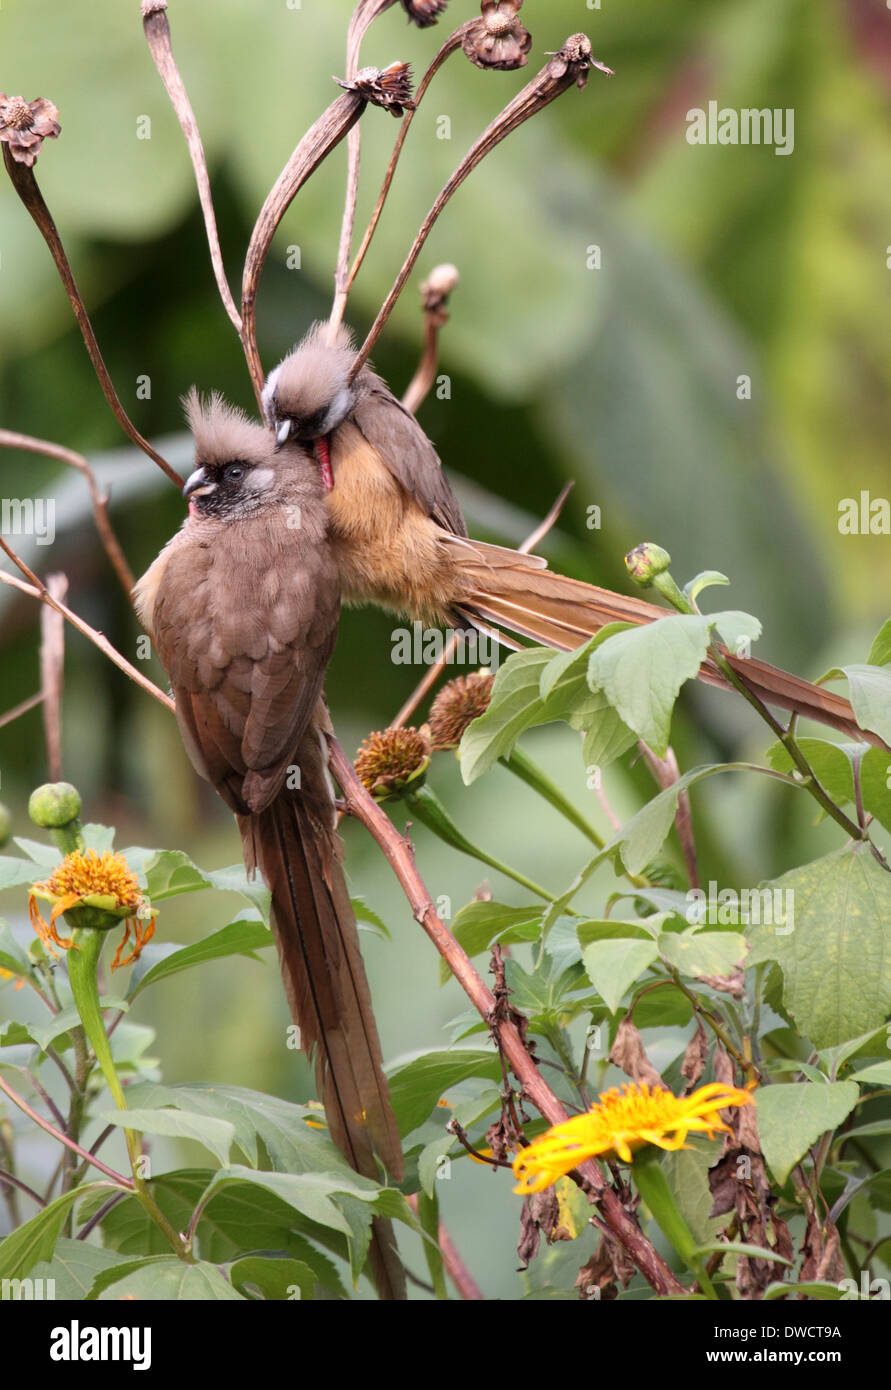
188;500;197;516
314;436;335;492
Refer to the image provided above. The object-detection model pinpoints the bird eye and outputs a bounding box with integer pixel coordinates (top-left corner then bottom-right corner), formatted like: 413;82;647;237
225;463;246;482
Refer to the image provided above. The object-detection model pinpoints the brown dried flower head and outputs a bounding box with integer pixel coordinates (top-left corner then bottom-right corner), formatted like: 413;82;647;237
336;62;415;118
401;0;449;26
545;34;615;90
462;1;532;72
0;95;60;167
428;670;495;748
355;726;431;798
421;263;460;319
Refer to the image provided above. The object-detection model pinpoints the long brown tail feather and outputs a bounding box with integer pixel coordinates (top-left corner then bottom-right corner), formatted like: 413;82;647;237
449;540;885;750
237;784;405;1300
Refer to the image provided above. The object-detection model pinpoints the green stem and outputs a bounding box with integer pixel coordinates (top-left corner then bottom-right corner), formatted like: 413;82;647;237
66;927;191;1260
405;787;556;902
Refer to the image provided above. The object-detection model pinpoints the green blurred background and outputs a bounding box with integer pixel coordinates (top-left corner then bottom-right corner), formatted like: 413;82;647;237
1;0;890;1297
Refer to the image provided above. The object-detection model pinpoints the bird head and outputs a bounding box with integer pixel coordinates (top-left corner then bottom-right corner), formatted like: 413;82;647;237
182;389;314;520
262;321;359;446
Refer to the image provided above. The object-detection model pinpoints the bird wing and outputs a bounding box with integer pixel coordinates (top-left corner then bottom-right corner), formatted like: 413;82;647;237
352;373;468;538
150;516;339;813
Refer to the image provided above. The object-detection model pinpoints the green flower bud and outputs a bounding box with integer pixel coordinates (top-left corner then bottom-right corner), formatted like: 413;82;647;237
625;543;672;587
28;782;82;829
0;803;11;848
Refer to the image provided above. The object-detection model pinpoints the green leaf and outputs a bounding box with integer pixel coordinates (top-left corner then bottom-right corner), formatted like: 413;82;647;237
756;1082;859;1185
13;838;60;869
439;901;543;983
98;1171;346;1294
684;571;730;604
0;857;43;891
658;929;747;980
747;844;891;1048
97;1107;235;1167
0;924;33;981
766;738;891;833
92;1257;245;1301
581;938;659;1013
351;897;391;941
459;649;555;783
867;619;891;668
839;664;891;747
81;824;115;853
197;1167;411;1250
30;997;129;1054
128;915;273;997
386;1050;503;1137
692;1240;793;1267
122;1082;346;1174
137;850;270;921
587;613;761;757
28;1238;133;1300
229;1256;316;1301
606;764;735;876
0;1184;113;1279
848;1061;891;1086
762;1281;845;1301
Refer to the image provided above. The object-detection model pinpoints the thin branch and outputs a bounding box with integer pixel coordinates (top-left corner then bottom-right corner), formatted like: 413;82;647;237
0;1072;134;1189
40;573;67;782
76;1189;127;1241
405;1191;485;1300
241;94;367;408
327;733;684;1297
331;0;405;325
141;1;242;332
1;148;182;487
0;1169;47;1210
0;541;174;714
0;690;45;730
402;263;459;414
390;483;573;729
352;35;602;376
348;26;465;297
0;429;136;597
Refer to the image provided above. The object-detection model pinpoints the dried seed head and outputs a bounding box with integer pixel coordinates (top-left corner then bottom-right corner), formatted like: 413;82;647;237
335;62;415;118
462;1;531;72
355;726;431;798
0;94;60;166
141;0;168;15
545;33;614;90
421;262;459;316
400;0;449;26
428;670;495;748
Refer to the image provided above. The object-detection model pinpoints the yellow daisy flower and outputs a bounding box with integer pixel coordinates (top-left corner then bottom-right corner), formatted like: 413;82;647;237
513;1082;753;1194
28;849;156;969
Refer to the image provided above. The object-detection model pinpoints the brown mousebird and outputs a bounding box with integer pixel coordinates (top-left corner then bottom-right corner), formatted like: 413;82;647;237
262;323;879;747
134;391;405;1299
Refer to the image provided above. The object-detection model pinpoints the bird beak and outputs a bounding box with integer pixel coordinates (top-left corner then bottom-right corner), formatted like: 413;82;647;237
276;419;292;445
183;467;215;499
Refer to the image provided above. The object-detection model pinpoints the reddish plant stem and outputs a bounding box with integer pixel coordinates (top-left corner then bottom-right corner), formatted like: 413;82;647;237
327;735;685;1296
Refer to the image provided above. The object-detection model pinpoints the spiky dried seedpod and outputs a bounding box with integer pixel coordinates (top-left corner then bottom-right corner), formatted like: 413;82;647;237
0;95;60;167
428;670;495;748
355;726;431;798
462;1;531;72
336;62;416;118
